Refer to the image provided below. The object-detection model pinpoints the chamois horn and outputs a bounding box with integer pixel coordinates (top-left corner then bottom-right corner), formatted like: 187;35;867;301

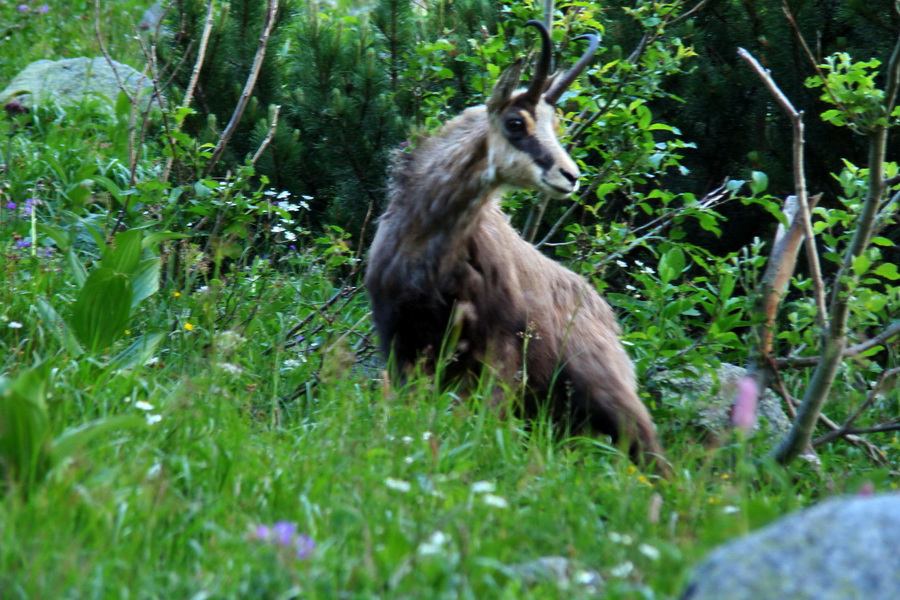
523;20;553;103
544;32;600;105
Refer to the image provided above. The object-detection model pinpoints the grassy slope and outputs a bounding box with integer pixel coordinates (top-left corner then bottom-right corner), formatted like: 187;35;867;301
0;2;895;599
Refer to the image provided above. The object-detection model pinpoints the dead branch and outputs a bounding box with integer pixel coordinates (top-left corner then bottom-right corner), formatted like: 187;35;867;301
250;104;281;166
738;47;828;328
203;0;280;177
777;320;900;368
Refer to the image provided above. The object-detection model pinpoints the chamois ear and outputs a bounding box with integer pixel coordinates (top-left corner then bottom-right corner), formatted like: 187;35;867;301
487;58;525;114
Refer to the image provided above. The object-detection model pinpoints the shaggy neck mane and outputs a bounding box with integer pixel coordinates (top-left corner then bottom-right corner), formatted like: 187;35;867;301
387;107;499;258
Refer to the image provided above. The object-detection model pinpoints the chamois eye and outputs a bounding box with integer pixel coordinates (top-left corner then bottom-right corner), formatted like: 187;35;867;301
505;117;526;136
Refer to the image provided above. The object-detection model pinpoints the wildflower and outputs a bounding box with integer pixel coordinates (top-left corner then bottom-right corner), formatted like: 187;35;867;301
184;322;194;331
272;225;286;234
135;401;155;411
218;362;243;375
638;543;661;561
39;4;49;13
14;238;31;249
418;531;450;556
146;414;162;425
22;198;36;216
730;374;759;432
384;477;411;493
4;201;16;210
616;259;628;268
470;481;495;494
282;358;304;369
38;247;54;258
17;5;28;12
610;561;634;578
173;291;181;297
253;521;315;559
8;321;23;329
482;493;508;508
722;505;741;514
422;431;433;441
401;435;413;444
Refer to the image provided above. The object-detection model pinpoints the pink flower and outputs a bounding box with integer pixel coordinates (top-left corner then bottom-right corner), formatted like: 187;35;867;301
730;375;759;433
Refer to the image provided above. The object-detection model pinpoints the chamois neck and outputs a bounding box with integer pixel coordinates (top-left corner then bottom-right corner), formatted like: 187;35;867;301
388;106;499;244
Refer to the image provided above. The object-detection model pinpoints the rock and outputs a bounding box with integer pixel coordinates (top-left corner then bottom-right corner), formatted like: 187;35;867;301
655;363;791;441
681;495;900;600
139;3;165;31
0;57;156;112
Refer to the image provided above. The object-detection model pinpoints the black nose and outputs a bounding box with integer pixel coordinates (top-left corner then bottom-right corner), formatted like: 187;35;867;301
560;168;578;185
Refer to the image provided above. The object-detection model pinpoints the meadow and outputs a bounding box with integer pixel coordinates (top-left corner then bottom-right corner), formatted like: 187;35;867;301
1;1;898;598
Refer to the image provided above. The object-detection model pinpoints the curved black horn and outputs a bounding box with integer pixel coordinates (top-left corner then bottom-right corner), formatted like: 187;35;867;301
544;33;600;105
523;20;553;103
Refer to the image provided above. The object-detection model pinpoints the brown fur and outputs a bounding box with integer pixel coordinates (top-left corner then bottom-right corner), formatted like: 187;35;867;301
365;42;666;473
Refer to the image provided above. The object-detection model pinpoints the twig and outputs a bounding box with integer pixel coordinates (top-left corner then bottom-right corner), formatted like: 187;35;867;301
738;47;828;329
203;0;280;177
776;321;900;368
812;367;900;446
163;0;215;183
250;104;281;165
284;286;362;344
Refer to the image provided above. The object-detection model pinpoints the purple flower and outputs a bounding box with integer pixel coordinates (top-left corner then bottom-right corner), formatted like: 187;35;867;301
14;238;32;249
730;375;759;433
39;4;48;13
252;521;315;560
23;198;36;216
4;201;15;210
17;5;28;12
271;521;298;546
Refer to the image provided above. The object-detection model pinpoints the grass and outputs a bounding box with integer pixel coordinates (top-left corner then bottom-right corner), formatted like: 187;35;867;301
1;1;897;599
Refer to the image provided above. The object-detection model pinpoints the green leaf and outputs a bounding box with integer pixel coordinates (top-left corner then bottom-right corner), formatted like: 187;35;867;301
658;247;686;284
109;332;166;371
851;254;871;277
101;229;143;275
34;298;83;356
52;415;147;464
0;365;52;493
873;262;900;280
749;171;768;195
131;258;161;306
70;268;133;352
67;250;88;288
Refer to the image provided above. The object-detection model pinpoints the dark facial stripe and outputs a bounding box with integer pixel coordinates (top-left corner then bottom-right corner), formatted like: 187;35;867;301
510;134;554;171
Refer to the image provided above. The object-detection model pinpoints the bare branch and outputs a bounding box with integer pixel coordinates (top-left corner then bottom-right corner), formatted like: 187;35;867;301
250;104;281;166
203;0;280;177
738;47;828;328
777;321;900;368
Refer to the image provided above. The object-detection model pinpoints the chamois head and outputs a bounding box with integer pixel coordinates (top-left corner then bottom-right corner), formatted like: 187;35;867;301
485;20;599;198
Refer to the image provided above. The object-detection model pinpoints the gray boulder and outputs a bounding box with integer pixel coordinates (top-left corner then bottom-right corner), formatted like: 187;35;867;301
655;363;791;440
681;494;900;600
0;57;156;112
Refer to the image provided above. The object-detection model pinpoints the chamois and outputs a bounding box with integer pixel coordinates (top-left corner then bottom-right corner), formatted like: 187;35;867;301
365;20;666;471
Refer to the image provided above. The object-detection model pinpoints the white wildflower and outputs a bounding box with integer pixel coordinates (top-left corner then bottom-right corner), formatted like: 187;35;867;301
277;190;291;199
401;435;413;444
638;543;661;561
422;431;434;441
282;358;304;369
146;462;162;479
470;481;496;494
8;321;23;329
482;494;508;509
284;231;297;242
384;477;411;493
218;362;243;375
418;531;450;556
404;455;414;464
135;401;155;411
616;260;628;267
722;505;741;514
146;413;163;425
609;561;634;578
272;225;286;233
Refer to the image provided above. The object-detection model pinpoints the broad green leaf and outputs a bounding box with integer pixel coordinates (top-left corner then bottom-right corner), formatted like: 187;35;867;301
0;365;52;493
52;415;146;464
101;229;143;275
66;250;88;288
658;247;686;284
749;171;768;195
34;298;83;356
70;268;133;352
110;332;166;371
131;258;161;306
873;262;900;280
851;254;871;277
